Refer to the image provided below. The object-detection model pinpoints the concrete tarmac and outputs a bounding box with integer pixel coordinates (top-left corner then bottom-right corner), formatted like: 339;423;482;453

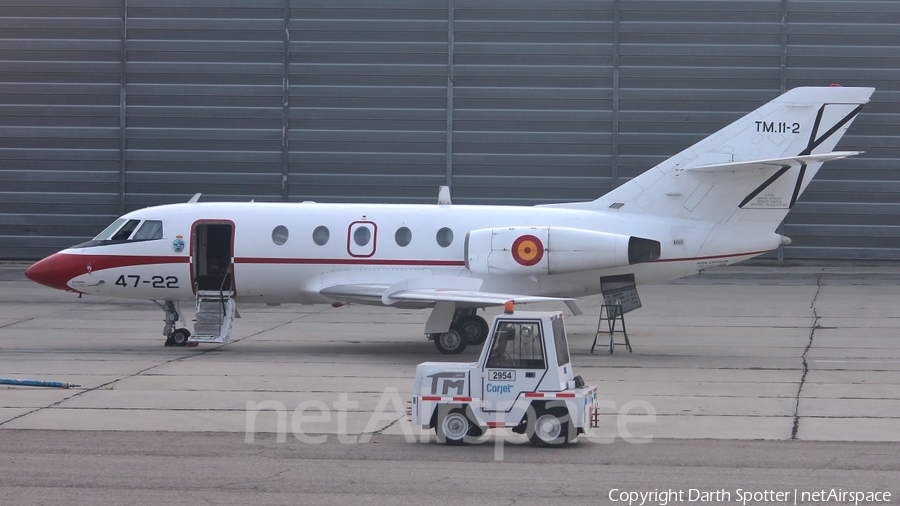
1;263;898;504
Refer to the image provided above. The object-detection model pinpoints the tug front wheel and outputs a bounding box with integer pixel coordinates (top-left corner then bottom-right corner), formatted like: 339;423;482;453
436;407;480;445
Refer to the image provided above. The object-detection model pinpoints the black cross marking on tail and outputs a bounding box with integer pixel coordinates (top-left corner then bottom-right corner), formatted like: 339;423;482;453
740;104;864;209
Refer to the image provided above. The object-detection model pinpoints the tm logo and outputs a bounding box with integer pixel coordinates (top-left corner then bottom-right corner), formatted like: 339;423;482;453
427;372;466;395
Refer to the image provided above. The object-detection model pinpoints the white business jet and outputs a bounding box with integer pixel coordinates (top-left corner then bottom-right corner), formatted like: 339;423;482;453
25;86;873;353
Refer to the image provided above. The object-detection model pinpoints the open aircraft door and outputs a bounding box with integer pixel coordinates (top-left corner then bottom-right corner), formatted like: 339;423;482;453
192;221;235;294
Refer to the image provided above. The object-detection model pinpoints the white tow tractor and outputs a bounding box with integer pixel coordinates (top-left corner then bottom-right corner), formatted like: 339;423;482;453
410;302;599;447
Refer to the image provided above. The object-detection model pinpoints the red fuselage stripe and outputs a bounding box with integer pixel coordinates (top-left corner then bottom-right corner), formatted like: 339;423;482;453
651;250;769;263
25;253;188;292
55;254;187;277
235;257;466;267
48;250;767;277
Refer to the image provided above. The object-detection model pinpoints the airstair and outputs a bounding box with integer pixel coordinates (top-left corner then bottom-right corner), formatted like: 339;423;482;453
189;290;235;343
189;268;235;344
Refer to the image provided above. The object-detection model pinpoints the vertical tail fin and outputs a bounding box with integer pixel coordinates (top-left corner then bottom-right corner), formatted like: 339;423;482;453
559;87;874;227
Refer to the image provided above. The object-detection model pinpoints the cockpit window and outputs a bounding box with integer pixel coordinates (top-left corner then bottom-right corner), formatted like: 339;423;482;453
93;218;128;241
79;218;164;248
133;220;163;240
111;220;141;241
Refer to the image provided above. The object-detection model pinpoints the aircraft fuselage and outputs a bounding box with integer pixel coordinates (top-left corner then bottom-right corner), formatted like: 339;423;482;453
26;201;779;307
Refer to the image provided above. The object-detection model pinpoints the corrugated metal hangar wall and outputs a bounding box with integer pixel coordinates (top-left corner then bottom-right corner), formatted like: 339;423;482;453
1;0;898;261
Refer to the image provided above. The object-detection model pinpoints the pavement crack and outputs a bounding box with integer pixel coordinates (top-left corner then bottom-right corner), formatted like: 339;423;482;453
0;316;38;330
0;313;311;428
216;468;289;491
360;414;404;436
791;270;822;440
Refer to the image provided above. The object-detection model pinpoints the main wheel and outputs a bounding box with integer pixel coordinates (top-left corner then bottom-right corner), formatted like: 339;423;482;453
433;325;467;354
171;328;191;347
528;407;571;448
458;315;489;345
436;408;472;445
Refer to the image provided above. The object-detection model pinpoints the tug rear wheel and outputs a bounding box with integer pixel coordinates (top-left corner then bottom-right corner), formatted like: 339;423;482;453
528;407;571;448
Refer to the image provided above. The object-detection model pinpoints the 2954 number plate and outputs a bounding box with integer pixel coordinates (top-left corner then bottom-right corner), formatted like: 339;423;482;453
489;370;515;381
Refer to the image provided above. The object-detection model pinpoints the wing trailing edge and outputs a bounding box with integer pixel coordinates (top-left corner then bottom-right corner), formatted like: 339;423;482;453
320;275;571;308
383;288;570;306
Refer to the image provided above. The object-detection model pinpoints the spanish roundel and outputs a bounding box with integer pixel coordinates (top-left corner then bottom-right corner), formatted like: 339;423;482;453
511;234;544;266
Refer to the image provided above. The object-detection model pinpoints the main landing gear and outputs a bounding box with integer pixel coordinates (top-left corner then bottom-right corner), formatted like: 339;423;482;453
157;300;191;347
430;309;489;355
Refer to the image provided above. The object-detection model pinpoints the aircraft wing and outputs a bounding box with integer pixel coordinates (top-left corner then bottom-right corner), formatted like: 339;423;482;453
383;288;570;306
319;275;572;308
320;284;389;301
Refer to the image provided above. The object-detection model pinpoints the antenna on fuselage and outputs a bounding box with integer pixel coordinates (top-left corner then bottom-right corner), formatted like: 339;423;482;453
187;193;201;203
437;186;451;205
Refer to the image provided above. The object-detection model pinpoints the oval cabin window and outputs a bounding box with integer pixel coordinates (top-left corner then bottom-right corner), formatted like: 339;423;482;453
395;227;412;247
312;226;329;246
272;225;289;245
436;227;453;248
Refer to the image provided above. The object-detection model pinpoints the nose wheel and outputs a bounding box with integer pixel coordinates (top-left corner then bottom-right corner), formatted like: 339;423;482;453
166;328;191;347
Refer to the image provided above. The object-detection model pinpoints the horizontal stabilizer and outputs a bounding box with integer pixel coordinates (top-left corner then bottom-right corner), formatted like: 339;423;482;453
688;151;860;172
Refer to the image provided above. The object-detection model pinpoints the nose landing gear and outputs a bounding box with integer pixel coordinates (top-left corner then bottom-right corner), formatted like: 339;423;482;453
157;300;190;347
168;327;192;347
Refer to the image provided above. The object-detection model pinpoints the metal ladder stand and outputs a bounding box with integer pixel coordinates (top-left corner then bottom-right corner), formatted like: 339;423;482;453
190;265;235;344
591;302;632;354
591;274;641;355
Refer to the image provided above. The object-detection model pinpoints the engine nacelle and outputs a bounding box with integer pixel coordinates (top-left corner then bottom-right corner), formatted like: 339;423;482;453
465;226;660;276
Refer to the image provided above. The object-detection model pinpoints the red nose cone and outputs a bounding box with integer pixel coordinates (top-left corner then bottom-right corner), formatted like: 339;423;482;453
25;253;77;292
